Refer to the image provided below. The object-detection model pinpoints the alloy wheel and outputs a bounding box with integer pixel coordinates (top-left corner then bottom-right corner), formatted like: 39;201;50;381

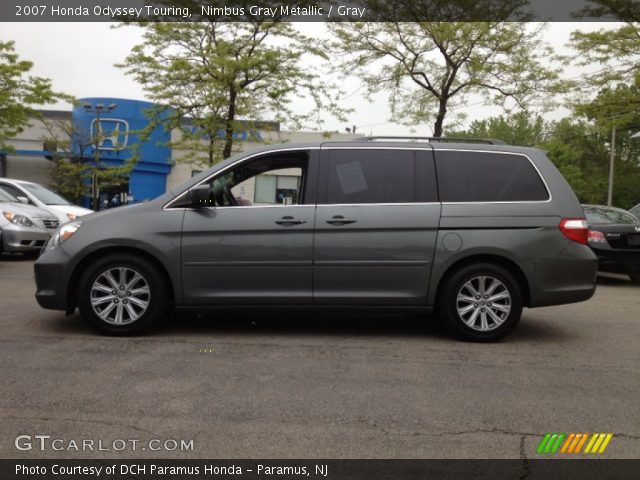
90;267;151;325
456;275;512;332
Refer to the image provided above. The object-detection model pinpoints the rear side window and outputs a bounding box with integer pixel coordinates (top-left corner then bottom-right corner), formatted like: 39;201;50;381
584;206;638;225
325;149;436;204
435;151;549;202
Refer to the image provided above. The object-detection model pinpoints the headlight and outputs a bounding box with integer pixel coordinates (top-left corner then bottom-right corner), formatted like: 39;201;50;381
66;213;78;221
45;221;83;250
3;211;34;227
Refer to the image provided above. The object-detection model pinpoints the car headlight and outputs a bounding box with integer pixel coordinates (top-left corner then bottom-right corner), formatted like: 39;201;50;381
3;211;34;227
46;221;83;250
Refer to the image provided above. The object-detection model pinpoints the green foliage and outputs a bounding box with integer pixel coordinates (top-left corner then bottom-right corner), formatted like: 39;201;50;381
446;111;547;146
329;20;564;137
47;158;86;205
570;3;640;89
540;117;640;209
575;82;640;130
574;0;640;22
117;11;348;167
0;40;66;152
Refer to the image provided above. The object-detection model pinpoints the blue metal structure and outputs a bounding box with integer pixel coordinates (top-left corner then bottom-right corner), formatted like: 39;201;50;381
73;98;172;208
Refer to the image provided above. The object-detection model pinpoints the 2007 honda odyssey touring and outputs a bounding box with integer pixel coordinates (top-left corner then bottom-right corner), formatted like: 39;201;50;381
34;138;598;341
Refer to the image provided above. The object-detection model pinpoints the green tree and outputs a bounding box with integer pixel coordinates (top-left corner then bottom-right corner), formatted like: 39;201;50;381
118;10;347;168
329;21;563;137
576;0;640;21
0;40;65;152
569;2;640;206
542;113;640;208
571;2;640;88
447;111;547;146
540;120;600;202
574;83;640;207
41;118;136;206
449;113;613;204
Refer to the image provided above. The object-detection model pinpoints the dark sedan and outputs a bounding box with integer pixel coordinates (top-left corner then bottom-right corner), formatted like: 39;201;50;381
583;204;640;283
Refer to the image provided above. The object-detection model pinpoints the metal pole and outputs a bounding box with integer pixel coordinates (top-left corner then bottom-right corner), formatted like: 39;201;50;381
607;125;616;207
92;109;101;211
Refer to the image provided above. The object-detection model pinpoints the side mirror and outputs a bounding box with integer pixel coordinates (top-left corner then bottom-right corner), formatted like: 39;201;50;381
189;184;212;208
16;196;29;204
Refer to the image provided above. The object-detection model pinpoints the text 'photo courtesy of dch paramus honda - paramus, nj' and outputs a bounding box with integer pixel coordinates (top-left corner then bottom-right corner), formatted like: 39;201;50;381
34;137;598;342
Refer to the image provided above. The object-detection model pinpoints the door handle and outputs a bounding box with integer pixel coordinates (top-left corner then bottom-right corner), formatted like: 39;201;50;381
275;216;307;226
326;215;357;226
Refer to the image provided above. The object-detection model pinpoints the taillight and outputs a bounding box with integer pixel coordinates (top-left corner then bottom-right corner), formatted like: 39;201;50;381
559;218;589;245
587;230;608;244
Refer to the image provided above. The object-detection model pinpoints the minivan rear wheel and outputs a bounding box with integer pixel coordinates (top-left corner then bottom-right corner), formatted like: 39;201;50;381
439;263;523;342
78;254;167;335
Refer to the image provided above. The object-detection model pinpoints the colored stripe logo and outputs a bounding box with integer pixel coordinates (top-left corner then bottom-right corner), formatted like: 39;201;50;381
537;433;613;454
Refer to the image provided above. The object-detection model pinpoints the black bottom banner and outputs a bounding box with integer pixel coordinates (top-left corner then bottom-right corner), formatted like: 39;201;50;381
2;459;639;480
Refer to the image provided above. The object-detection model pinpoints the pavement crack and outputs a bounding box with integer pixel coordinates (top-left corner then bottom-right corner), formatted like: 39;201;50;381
359;420;540;439
613;433;640;440
358;420;640;443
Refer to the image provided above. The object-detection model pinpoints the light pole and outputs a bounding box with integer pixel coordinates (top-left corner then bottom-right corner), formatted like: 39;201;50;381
83;102;117;210
605;113;637;207
607;124;616;207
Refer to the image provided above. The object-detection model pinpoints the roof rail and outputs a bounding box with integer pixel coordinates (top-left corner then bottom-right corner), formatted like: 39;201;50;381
351;136;507;145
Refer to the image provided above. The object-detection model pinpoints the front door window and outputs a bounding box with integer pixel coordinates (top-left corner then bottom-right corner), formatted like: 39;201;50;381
188;153;308;208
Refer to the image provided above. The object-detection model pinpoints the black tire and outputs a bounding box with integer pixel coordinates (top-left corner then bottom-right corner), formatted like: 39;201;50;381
629;273;640;284
438;263;523;342
78;253;167;335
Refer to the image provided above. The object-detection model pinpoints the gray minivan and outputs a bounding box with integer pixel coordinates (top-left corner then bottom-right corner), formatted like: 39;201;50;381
34;139;598;341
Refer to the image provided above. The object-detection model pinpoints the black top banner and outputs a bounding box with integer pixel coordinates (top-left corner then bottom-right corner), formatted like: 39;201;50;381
2;0;640;22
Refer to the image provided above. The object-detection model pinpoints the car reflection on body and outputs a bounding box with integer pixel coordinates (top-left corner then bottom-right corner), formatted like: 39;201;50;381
0;188;60;254
583;204;640;284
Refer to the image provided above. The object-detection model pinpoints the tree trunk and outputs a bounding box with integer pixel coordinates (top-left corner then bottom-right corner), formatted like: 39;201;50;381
208;137;215;167
222;88;237;160
433;98;447;138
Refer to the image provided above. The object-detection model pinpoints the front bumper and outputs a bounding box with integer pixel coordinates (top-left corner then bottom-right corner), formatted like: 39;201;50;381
34;246;73;311
1;224;52;252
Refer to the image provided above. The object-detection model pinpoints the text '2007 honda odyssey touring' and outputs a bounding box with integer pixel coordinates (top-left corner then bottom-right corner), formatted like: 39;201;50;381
34;137;598;341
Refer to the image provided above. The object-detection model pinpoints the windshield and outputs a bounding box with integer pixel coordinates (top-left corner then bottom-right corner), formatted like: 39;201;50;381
584;206;639;225
0;188;18;203
20;182;71;205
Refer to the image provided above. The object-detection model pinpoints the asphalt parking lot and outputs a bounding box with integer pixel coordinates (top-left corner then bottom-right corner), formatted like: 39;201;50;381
1;254;638;460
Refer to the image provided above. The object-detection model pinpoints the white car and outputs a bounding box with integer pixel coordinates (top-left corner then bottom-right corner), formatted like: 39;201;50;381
0;188;59;253
0;178;93;224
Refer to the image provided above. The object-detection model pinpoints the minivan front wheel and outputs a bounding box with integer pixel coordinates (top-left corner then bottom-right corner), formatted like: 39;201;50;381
78;254;167;335
439;263;523;342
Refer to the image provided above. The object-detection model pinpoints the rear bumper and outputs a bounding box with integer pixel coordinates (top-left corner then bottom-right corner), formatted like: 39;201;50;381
590;246;640;275
34;247;72;311
528;244;598;307
1;224;51;252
